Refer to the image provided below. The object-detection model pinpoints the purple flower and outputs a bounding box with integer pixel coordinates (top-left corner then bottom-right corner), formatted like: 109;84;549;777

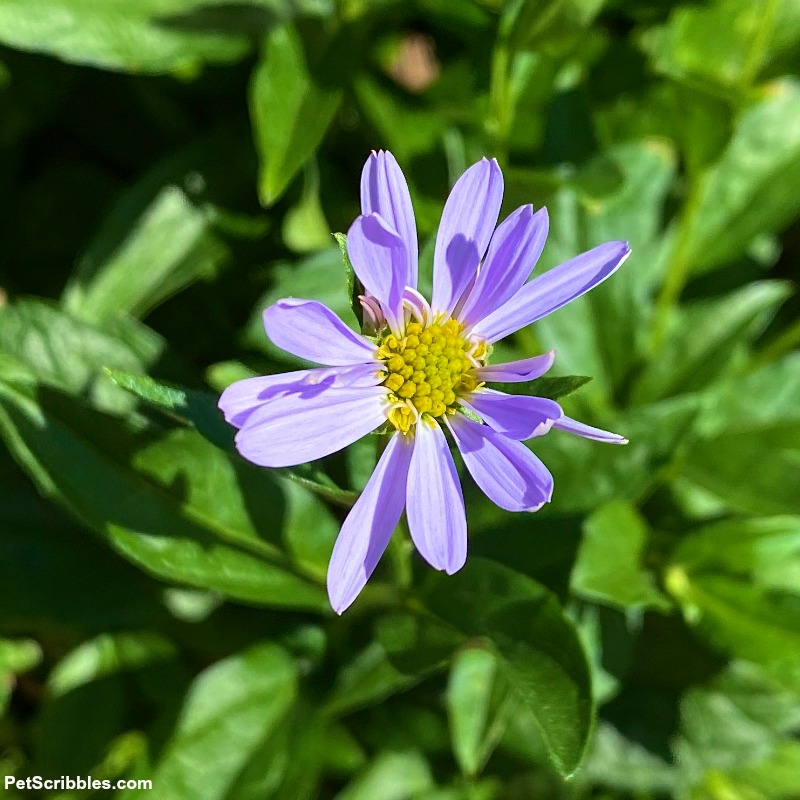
219;151;630;614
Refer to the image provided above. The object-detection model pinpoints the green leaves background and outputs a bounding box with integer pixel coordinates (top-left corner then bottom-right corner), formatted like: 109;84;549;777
1;0;799;797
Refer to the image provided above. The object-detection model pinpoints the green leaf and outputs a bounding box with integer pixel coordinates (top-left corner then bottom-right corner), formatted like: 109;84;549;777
333;231;364;329
666;565;800;667
0;298;162;413
63;186;229;324
446;646;509;778
530;141;677;398
684;79;800;275
106;368;359;508
693;353;800;438
420;559;594;776
0;638;42;715
571;501;670;611
377;612;466;678
104;369;234;451
48;632;176;699
533;393;701;513
498;0;605;53
672;517;800;596
492;374;591;401
678;685;777;774
238;703;326;800
596;82;733;177
324;642;419;718
675;661;800;787
712;661;800;735
0;0;264;75
713;741;800;800
280;480;340;572
571;606;620;705
334;750;434;800
641;0;800;92
141;643;297;800
680;422;800;515
0;379;328;611
353;76;445;161
36;668;128;776
245;247;357;363
282;161;332;253
0;638;41;675
632;281;791;403
584;722;677;795
250;25;341;205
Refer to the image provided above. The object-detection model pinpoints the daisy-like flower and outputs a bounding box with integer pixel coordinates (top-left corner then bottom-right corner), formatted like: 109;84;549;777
220;151;630;613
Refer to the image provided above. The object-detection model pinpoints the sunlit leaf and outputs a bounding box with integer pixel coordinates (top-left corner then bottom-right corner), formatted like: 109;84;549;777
0;377;328;611
681;423;800;515
138;643;297;800
48;632;176;699
571;501;670;611
333;750;433;800
250;25;341;205
685;80;800;275
421;560;594;777
63;186;229;324
105;369;359;508
446;646;509;778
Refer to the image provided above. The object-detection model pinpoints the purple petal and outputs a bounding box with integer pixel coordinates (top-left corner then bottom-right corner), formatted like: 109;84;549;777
473;241;631;343
553;415;628;444
461;388;562;440
407;419;467;574
360;150;418;289
448;414;553;512
235;385;388;467
431;158;503;316
475;351;555;384
263;299;378;365
347;213;408;333
219;364;383;428
327;432;413;614
459;205;549;325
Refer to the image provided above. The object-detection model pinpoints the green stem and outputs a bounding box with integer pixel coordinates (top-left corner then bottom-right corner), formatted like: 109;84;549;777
649;180;705;351
281;469;359;509
488;44;510;165
386;516;414;592
740;0;781;89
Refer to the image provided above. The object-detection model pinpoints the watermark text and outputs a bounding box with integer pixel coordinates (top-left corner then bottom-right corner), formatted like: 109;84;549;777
5;776;152;791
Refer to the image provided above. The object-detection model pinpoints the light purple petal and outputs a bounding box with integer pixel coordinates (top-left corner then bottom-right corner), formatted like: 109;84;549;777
235;385;388;467
473;241;631;343
448;414;553;512
462;388;562;440
459;205;549;325
475;351;555;384
347;213;408;333
553;415;628;444
432;158;503;316
263;299;378;365
407;419;467;574
327;432;413;614
219;364;383;428
360;150;418;289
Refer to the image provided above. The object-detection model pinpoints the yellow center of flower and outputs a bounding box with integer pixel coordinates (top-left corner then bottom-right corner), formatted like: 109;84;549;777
378;319;487;433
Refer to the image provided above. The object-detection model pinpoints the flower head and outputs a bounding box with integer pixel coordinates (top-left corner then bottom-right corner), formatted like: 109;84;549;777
219;151;630;613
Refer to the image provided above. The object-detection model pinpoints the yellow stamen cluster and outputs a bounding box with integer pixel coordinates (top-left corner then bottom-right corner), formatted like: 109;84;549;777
378;319;486;433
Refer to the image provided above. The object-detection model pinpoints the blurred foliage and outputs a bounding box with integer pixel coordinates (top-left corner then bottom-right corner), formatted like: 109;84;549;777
1;0;799;798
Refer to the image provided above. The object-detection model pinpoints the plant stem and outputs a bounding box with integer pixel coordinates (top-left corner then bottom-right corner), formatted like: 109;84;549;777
649;180;705;351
